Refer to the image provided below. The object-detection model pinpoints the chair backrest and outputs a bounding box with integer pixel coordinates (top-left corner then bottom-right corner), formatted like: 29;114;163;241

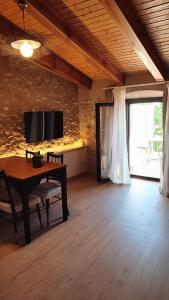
0;170;16;214
47;152;64;164
26;150;40;158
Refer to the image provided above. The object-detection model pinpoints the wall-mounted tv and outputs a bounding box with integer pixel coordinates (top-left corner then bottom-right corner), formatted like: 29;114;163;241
24;111;63;143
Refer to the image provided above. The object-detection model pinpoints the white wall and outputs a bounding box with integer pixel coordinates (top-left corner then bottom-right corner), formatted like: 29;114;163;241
43;147;88;178
126;90;163;99
64;147;88;178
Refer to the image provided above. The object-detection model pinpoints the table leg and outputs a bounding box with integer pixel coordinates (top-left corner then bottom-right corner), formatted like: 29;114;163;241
61;173;69;221
19;191;31;244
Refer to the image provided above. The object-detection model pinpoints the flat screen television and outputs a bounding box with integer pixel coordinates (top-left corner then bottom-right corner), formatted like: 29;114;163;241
24;111;63;143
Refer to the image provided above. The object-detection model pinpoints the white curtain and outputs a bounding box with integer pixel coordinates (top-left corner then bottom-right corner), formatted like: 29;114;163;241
107;87;131;184
160;84;169;196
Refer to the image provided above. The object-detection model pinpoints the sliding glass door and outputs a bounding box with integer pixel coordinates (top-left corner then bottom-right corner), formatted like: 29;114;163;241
128;99;163;179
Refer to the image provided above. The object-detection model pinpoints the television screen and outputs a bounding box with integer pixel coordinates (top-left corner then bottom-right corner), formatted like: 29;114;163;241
24;112;45;143
45;111;63;140
53;111;63;139
24;111;63;143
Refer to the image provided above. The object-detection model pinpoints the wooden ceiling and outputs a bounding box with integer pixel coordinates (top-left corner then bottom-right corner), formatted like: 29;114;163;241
0;0;169;87
132;0;169;67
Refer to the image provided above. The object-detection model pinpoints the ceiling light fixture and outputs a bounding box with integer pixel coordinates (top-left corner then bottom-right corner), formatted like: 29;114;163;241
11;0;41;58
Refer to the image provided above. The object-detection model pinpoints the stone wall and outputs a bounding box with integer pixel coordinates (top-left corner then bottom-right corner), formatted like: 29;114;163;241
79;80;112;173
0;55;79;157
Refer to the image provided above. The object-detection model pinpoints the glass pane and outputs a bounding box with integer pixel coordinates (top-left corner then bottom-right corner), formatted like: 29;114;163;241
129;102;163;179
100;106;113;179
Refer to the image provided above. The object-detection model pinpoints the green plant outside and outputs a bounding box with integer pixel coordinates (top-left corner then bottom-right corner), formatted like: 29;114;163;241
153;104;163;152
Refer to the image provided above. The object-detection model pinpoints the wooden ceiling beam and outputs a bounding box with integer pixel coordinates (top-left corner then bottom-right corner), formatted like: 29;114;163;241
0;14;92;88
23;0;123;84
36;54;92;88
100;0;168;81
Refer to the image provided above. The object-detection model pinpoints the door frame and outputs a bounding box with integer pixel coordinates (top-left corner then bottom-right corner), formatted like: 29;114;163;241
96;102;113;183
126;97;163;181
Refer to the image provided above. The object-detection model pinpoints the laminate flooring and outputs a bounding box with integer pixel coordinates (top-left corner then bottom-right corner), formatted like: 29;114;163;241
0;175;168;300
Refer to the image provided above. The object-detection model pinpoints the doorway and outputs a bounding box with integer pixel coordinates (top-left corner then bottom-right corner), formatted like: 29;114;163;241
128;99;163;180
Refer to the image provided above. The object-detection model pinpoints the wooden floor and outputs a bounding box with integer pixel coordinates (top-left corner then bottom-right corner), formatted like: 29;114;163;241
0;175;169;300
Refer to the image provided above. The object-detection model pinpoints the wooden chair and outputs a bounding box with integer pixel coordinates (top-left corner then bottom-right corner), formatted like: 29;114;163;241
33;152;64;226
26;150;40;158
47;152;63;184
0;169;43;233
47;152;63;164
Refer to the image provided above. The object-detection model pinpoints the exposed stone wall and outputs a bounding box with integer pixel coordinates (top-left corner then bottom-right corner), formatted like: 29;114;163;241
79;80;112;173
0;55;79;157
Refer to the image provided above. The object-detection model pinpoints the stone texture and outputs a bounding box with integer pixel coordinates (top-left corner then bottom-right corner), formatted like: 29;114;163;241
0;55;79;157
79;80;112;173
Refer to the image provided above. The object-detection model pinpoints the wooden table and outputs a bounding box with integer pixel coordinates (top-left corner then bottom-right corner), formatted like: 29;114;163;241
0;156;69;244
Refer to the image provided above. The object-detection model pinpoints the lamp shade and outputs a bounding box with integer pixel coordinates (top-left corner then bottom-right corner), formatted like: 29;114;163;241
11;39;41;50
11;38;41;57
11;1;41;58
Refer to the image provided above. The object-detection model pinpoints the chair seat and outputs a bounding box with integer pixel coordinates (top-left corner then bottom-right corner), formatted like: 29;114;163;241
33;182;61;200
47;178;61;186
0;190;41;214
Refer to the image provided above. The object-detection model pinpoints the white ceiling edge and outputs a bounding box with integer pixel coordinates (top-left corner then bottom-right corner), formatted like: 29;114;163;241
126;90;163;99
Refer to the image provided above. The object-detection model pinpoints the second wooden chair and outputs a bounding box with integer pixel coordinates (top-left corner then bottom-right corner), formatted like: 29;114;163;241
33;152;64;226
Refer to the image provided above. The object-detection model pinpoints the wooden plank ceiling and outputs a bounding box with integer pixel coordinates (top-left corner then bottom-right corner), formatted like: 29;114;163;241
0;0;168;85
132;0;169;70
44;0;146;75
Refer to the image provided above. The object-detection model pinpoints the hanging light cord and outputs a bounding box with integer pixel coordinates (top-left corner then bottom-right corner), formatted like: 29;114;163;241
22;8;26;32
18;0;27;32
